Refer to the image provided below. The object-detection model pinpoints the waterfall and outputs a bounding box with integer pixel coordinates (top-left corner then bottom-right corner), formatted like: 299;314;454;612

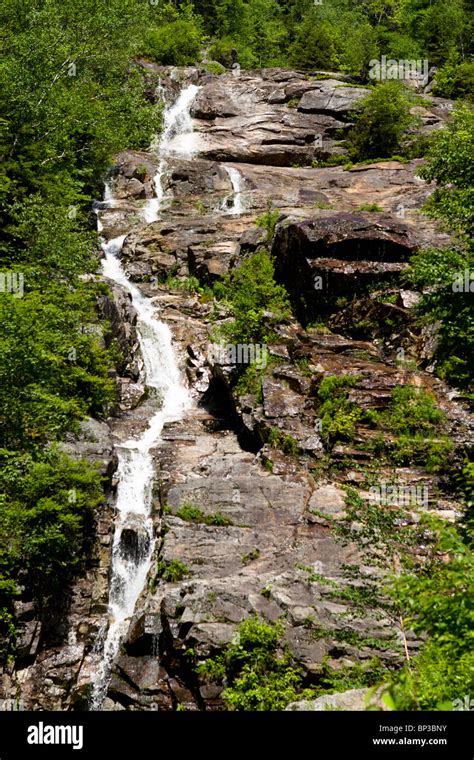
142;84;200;223
89;85;198;709
221;166;245;215
103;181;118;207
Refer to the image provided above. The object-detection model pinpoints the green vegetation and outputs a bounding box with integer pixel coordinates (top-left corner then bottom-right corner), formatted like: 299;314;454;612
0;449;104;652
324;464;474;712
267;427;300;456
347;83;417;161
313;377;453;471
191;0;472;81
407;106;474;394
242;548;261;565
255;202;281;244
175;504;233;526
433;60;474;100
195;617;305;710
156;559;191;582
355;203;384;212
316;375;362;446
195;615;390;709
384;517;474;709
2;0;472;712
216;249;291;345
418;104;474;235
142;4;202;66
371;386;453;470
0;0;160;657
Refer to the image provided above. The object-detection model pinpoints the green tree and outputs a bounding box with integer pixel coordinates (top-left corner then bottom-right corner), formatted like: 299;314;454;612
419;104;474;235
289;16;339;70
386;517;474;709
348;82;416;160
219;249;291;344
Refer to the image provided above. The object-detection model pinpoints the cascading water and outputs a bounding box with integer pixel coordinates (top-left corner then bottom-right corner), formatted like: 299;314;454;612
142;84;200;223
221;166;245;215
89;84;199;710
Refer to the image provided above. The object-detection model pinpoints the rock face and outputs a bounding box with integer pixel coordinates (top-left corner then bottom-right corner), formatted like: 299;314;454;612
286;686;388;711
5;66;471;712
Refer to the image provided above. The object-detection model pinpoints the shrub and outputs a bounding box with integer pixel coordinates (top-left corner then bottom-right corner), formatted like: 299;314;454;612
143;20;201;66
369;386;453;470
356;203;384;212
385;517;474;709
418;104;474;235
347;82;416;161
255;202;281;244
0;448;103;615
316;375;362;446
156;559;190;582
218;249;291;345
433;60;474;100
196;617;304;710
267;428;299;456
175;504;233;526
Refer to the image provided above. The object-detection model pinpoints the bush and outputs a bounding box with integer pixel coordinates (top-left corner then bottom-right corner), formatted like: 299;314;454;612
369;386;453;470
175;504;233;526
386;518;474;709
356;203;384;212
255;202;281;243
0;449;103;614
317;375;362;446
218;249;291;345
407;246;474;394
143;19;201;66
348;82;416;161
196;617;304;710
156;559;191;582
433;60;474;100
418;104;474;235
267;428;299;456
209;38;241;68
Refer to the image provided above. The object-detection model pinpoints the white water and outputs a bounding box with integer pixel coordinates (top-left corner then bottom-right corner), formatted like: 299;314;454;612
90;234;191;709
142;84;200;223
103;182;118;207
221;166;245;215
90;85;198;709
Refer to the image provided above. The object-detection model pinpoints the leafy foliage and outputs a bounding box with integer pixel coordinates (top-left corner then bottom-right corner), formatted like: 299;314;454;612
196;617;304;710
0;0;158;657
348;82;417;160
407;107;474;393
0;446;104;657
316;375;362;446
175;504;233;526
156;559;191;582
141;3;202;66
418;104;474;235
385;518;474;709
217;249;291;345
